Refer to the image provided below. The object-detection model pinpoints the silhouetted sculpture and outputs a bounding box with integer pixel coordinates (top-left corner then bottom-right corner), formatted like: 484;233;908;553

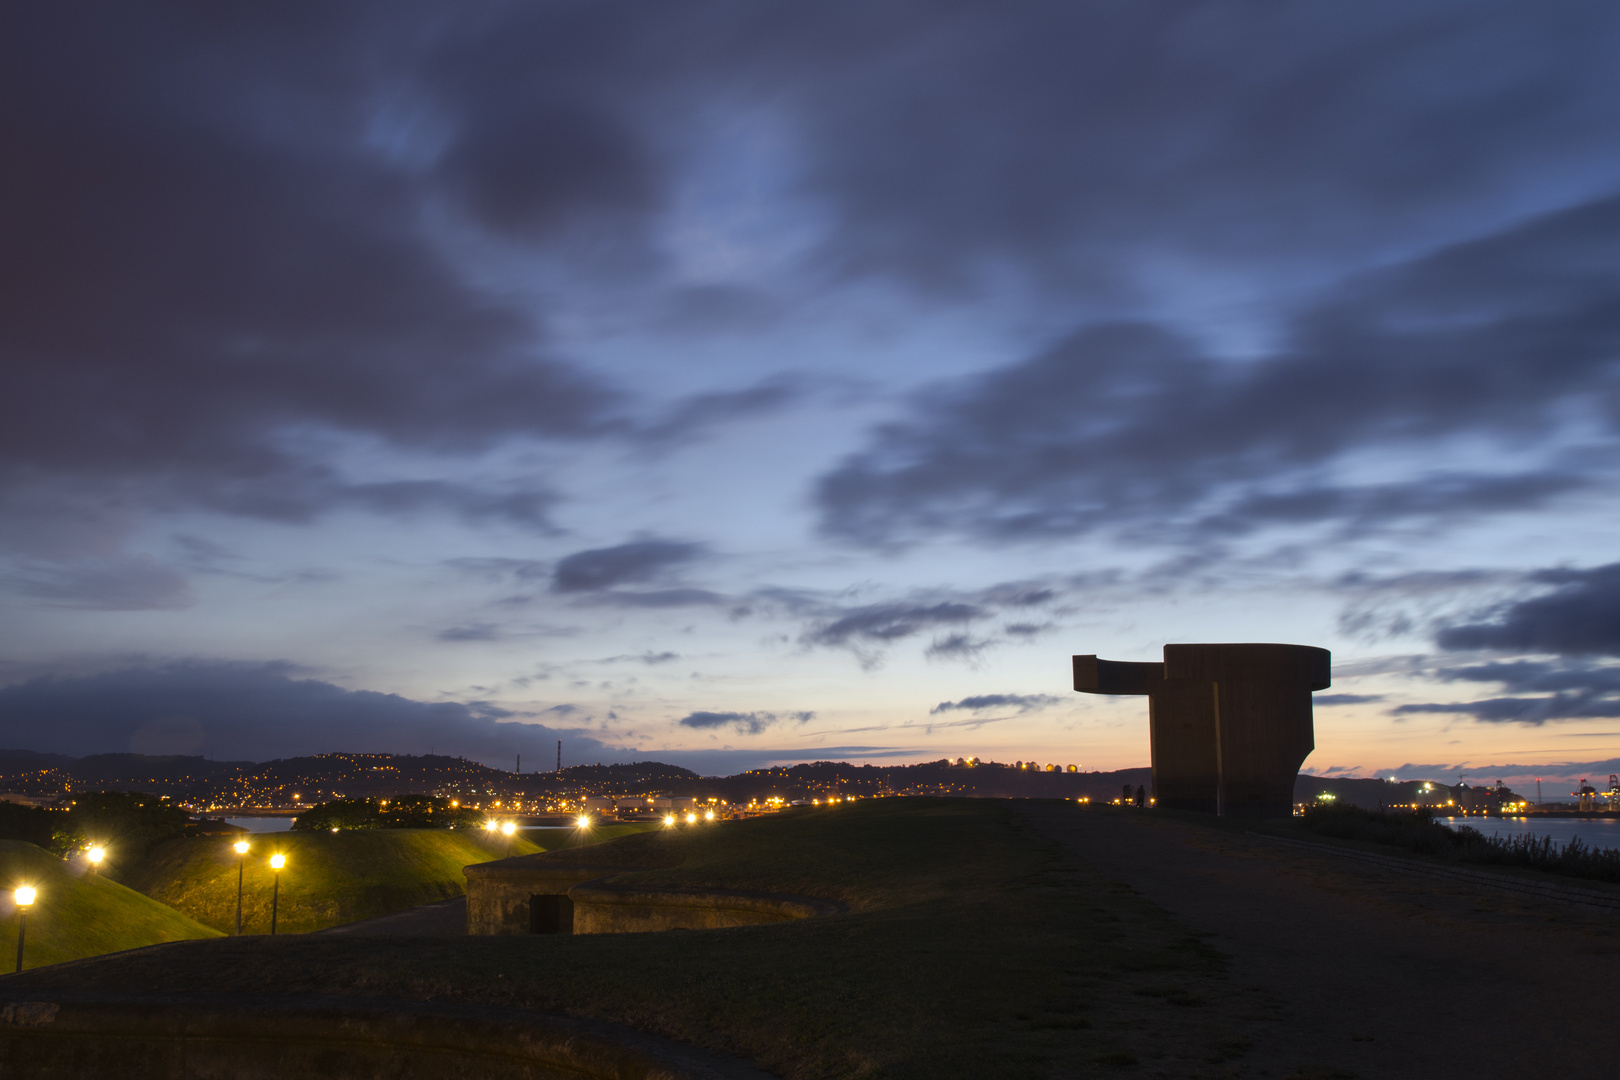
1073;644;1330;819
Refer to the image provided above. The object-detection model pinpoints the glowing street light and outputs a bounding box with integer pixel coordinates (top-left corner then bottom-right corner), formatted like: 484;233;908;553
577;814;591;828
269;853;286;935
685;812;697;825
500;821;516;836
233;840;250;935
704;810;715;821
13;886;35;973
86;846;106;872
663;814;676;826
483;819;499;832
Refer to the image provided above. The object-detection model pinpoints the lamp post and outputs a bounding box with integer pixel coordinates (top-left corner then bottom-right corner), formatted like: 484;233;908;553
233;840;250;935
269;853;286;935
87;846;106;874
13;886;35;974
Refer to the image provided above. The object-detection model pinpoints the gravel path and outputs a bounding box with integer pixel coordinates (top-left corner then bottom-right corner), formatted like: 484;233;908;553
315;896;467;936
1025;805;1620;1079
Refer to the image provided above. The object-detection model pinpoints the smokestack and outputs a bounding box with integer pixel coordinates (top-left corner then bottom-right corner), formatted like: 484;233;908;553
516;755;520;774
557;740;562;772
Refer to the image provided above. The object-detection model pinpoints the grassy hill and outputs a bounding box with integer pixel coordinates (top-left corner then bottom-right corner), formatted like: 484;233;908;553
16;802;1248;1077
120;825;652;934
0;840;221;970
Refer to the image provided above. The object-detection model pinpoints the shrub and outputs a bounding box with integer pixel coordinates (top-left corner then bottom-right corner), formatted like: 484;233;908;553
292;794;485;831
1298;803;1620;883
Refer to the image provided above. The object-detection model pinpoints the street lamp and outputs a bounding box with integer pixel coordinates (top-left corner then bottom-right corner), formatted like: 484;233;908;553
13;886;35;973
233;840;250;935
86;846;106;873
269;853;286;935
500;821;516;836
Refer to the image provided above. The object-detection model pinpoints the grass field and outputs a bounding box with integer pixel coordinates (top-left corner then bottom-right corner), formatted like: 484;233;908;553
121;829;545;935
0;840;221;970
120;823;658;935
16;801;1256;1078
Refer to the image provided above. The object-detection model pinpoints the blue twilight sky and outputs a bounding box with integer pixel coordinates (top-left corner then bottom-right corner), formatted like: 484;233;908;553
3;2;1620;790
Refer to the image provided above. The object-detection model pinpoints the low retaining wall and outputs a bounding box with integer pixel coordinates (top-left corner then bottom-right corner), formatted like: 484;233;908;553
464;856;842;935
0;993;776;1080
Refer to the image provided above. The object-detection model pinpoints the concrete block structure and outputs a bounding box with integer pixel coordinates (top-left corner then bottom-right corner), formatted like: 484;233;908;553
1074;643;1330;818
464;852;840;935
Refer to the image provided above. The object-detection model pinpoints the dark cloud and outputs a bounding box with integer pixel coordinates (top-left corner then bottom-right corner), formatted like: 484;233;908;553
1436;563;1620;656
600;651;681;665
817;194;1620;545
786;4;1620;295
0;661;620;765
0;4;625;558
1394;658;1620;725
582;589;729;609
801;601;983;647
551;540;706;593
924;634;993;663
437;624;500;642
639;375;818;445
677;710;814;735
1313;694;1385;706
929;693;1063;714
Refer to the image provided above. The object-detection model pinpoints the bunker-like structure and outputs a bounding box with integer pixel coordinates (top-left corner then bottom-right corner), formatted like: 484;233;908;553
1073;643;1330;818
464;853;841;935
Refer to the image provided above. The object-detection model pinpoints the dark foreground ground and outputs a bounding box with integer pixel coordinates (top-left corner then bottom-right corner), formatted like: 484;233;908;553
1025;805;1620;1077
6;801;1618;1078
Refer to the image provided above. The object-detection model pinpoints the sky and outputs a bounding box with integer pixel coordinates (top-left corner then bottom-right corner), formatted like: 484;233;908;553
3;1;1620;790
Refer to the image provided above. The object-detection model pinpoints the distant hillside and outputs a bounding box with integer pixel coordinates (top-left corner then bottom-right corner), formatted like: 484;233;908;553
0;839;221;969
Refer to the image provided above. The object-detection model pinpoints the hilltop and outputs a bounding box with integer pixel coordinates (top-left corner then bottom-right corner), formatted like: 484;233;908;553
0;840;221;969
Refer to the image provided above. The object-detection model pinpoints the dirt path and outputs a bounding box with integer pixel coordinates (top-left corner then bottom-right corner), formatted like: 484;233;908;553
1025;805;1620;1079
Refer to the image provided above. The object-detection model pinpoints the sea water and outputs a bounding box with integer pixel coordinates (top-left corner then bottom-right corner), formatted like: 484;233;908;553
223;816;297;832
1437;815;1620;853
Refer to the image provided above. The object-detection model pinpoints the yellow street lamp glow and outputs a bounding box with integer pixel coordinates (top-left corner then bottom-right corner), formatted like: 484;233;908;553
577;814;591;828
685;812;697;824
501;821;516;836
663;814;676;826
483;819;499;832
13;887;35;908
704;810;714;821
87;846;106;865
269;853;286;870
234;840;250;854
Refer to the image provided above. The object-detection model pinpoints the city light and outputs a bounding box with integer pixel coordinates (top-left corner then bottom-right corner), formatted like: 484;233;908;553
685;812;697;824
270;853;286;869
663;814;676;826
577;814;591;828
87;846;106;866
483;819;499;832
234;840;250;854
13;887;34;908
704;810;715;821
501;821;516;836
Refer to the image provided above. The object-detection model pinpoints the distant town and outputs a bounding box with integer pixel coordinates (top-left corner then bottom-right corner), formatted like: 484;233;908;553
1;749;1613;818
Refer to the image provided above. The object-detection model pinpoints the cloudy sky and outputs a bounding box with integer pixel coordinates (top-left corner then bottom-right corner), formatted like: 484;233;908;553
3;2;1620;788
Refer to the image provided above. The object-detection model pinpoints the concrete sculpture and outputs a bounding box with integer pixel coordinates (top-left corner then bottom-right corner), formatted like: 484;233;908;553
1073;643;1330;818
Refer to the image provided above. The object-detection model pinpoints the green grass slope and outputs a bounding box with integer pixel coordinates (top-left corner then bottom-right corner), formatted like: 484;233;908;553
19;802;1248;1078
0;840;221;970
121;829;546;935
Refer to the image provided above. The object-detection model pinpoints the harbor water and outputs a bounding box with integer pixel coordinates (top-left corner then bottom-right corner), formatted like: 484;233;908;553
1437;815;1620;853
